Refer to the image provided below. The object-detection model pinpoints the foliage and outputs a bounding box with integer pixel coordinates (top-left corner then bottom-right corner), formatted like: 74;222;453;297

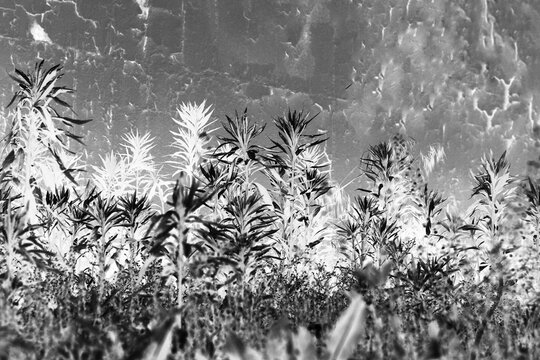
336;195;382;269
264;110;331;260
215;108;266;190
146;175;217;313
1;61;90;221
1;68;540;359
217;190;280;285
92;130;168;210
469;151;517;242
170;101;217;180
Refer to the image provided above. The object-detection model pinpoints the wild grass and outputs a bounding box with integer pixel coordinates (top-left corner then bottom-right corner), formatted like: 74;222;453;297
1;62;540;360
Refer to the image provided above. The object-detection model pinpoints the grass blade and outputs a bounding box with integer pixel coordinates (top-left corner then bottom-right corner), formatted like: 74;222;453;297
326;292;367;360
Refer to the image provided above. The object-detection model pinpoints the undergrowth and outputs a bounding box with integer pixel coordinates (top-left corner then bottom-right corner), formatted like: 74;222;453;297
1;62;539;360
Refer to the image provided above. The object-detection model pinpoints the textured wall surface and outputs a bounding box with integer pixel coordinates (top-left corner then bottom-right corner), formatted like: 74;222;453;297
2;0;540;202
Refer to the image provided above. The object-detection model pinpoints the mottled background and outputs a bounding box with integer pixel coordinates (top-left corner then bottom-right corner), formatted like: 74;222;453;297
2;0;540;204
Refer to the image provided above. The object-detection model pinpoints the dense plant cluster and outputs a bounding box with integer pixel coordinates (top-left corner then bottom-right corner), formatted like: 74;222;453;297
1;63;540;360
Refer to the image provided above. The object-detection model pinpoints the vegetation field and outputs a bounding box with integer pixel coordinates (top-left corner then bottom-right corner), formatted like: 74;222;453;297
1;61;539;360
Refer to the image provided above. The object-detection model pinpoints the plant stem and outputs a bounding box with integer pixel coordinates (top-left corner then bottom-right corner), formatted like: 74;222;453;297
175;209;186;327
128;226;137;324
97;230;106;320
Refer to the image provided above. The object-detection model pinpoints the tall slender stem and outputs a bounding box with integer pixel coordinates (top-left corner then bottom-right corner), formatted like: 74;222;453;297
175;207;186;327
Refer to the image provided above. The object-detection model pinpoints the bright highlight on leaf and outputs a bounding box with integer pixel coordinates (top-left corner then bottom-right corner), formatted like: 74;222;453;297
170;100;217;179
326;292;368;360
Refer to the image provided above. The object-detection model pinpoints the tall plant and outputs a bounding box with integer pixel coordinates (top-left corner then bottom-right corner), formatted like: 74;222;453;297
118;190;154;321
297;145;332;224
34;185;74;266
146;175;216;325
357;137;421;270
218;190;280;286
198;158;238;219
1;61;90;221
215;108;266;193
359;137;418;222
468;151;518;279
264;109;329;259
469;151;517;244
267;110;327;197
410;185;448;261
170;101;217;180
92;151;130;198
120;130;157;192
336;196;382;269
78;194;124;318
92;130;167;208
467;151;518;358
0;189;56;291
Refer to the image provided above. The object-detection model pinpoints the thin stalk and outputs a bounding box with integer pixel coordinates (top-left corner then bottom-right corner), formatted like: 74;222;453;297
97;227;106;319
352;234;359;269
175;208;186;327
3;204;15;291
128;225;137;323
96;216;114;320
242;161;251;194
286;149;298;257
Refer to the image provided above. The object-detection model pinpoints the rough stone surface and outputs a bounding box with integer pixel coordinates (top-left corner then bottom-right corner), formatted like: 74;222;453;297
1;0;540;203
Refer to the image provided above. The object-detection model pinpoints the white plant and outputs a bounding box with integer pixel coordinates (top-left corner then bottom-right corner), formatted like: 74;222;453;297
2;62;89;221
93;151;129;198
92;129;167;208
170;100;217;179
121;130;155;174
